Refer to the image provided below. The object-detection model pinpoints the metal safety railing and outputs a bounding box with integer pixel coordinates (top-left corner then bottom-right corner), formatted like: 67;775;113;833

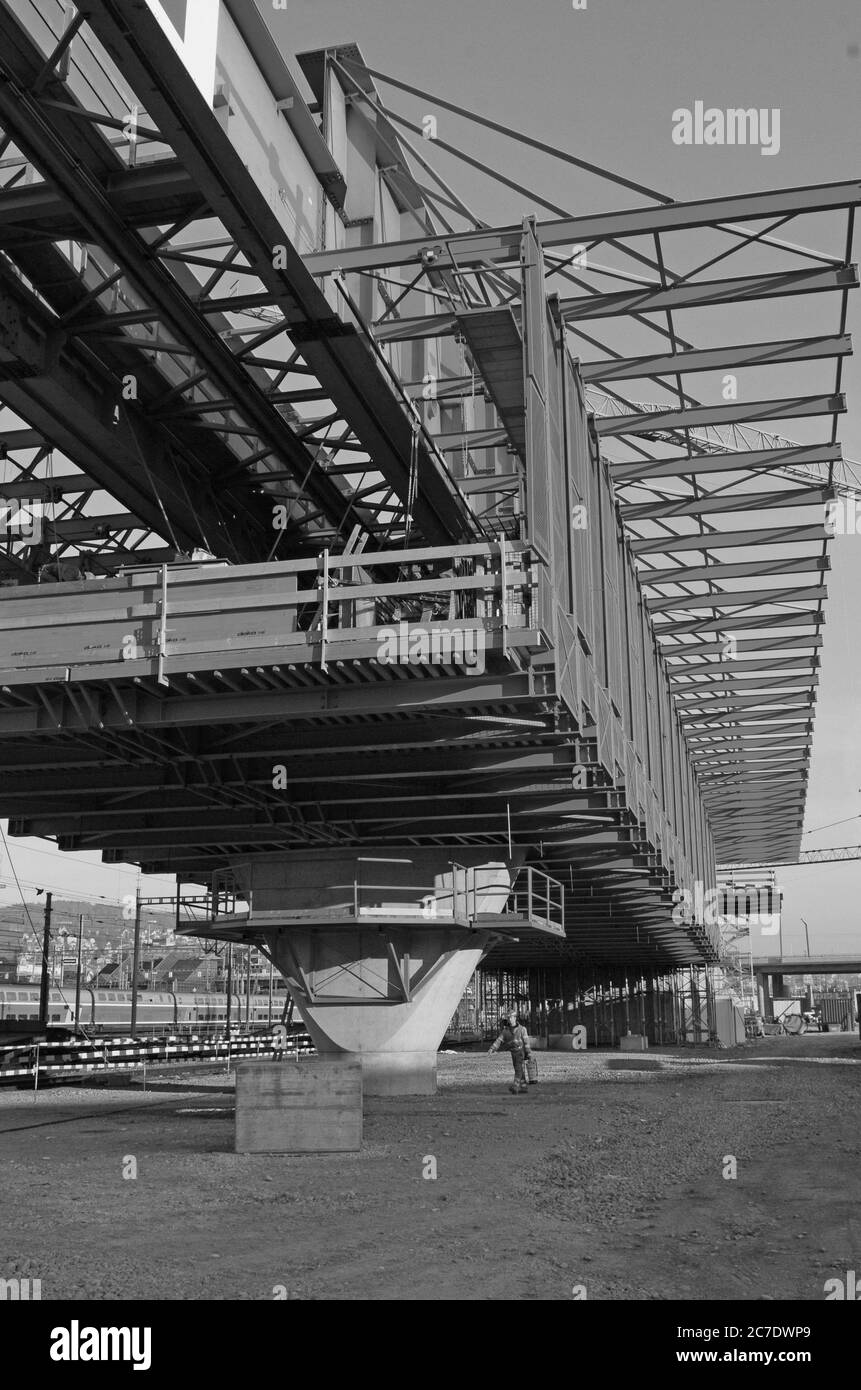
0;541;543;686
353;858;474;922
504;866;566;936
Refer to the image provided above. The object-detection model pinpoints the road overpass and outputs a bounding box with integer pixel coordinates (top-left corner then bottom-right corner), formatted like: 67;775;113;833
0;2;856;1087
751;956;861;976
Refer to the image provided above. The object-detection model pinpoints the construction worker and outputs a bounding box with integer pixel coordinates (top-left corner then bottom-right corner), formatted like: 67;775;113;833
23;538;52;581
489;1008;533;1093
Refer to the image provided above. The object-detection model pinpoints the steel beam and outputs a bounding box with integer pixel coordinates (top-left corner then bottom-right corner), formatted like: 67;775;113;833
621;485;831;522
0;160;201;245
373;269;858;341
580;335;853;383
302;179;861;275
646;584;828;613
597;394;845;437
609;444;842;482
629;524;828;554
641;555;829;585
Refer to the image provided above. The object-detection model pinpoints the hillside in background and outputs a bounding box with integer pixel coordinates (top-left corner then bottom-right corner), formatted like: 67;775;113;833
0;898;177;954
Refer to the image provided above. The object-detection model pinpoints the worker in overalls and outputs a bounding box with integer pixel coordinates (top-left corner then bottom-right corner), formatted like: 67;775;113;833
489;1008;533;1093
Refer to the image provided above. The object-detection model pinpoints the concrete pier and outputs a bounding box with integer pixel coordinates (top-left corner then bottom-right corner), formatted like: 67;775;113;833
228;849;519;1095
268;924;489;1095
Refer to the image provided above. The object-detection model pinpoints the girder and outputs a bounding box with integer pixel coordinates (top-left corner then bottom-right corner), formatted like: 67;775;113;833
0;0;477;574
69;0;478;548
0;159;200;244
372;268;859;342
303;179;861;276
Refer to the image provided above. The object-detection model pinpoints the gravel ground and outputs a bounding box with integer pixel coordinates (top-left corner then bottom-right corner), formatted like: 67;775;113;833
1;1033;859;1301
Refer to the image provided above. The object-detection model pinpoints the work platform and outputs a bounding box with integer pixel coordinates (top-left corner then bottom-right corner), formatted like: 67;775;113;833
0;1;856;1088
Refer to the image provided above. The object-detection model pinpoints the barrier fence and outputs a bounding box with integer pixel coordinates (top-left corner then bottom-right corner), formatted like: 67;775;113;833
0;1031;314;1083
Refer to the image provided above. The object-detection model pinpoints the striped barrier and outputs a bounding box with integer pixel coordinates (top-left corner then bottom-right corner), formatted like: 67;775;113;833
0;1031;314;1082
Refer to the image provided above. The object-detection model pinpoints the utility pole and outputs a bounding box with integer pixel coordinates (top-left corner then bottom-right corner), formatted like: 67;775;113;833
226;942;233;1039
749;948;755;1006
801;916;811;956
74;913;83;1032
38;892;52;1030
130;889;142;1035
245;946;252;1028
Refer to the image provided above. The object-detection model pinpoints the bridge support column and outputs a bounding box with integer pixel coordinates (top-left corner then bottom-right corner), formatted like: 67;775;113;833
229;849;519;1095
267;926;490;1095
759;970;788;1021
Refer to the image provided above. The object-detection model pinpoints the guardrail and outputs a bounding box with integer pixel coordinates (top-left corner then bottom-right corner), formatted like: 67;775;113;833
505;866;566;936
0;541;542;685
182;861;567;938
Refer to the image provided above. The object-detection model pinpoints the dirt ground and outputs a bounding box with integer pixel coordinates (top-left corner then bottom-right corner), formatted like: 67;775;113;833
1;1032;859;1301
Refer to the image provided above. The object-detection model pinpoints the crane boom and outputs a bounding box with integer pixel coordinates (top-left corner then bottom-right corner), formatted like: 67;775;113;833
718;846;861;870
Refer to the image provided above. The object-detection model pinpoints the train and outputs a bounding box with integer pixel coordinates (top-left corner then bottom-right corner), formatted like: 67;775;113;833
0;985;286;1035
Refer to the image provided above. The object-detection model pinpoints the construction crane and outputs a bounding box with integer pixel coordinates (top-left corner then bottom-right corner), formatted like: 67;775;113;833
718;846;861;870
587;388;861;499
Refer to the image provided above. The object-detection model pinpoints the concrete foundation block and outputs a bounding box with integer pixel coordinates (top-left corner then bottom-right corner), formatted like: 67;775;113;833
619;1033;649;1052
235;1058;362;1153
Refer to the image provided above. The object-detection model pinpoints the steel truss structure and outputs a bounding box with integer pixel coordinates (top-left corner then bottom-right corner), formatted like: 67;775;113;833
468;961;715;1047
721;845;861;868
0;2;856;970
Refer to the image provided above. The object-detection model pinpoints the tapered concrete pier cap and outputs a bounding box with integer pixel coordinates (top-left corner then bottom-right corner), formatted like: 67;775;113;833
229;848;520;1094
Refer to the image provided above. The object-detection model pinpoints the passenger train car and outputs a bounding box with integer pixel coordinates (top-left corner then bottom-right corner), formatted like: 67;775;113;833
0;986;285;1035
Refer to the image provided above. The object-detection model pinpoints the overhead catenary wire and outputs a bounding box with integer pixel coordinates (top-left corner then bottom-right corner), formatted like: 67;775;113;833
803;812;861;836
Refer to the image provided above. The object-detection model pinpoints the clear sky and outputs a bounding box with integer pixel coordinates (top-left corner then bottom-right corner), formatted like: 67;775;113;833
3;0;860;953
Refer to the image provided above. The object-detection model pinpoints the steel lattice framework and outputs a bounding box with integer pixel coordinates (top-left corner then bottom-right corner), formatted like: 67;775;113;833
0;1;856;968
